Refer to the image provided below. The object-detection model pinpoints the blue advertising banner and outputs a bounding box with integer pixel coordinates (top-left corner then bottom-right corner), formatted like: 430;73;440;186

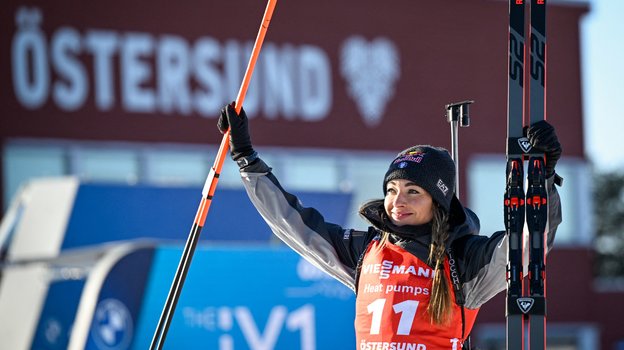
27;245;155;350
132;245;356;349
85;247;155;350
61;183;352;249
30;279;86;349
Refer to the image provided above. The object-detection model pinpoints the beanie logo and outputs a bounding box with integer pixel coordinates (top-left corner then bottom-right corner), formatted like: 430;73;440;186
437;179;449;195
393;153;424;165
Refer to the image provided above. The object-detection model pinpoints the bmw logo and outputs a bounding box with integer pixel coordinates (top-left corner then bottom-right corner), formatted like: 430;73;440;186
91;299;133;350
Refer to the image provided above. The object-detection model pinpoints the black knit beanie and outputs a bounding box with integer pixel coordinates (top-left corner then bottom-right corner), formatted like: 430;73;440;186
383;145;456;212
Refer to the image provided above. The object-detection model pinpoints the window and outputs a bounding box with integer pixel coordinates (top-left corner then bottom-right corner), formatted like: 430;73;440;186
3;139;594;248
467;155;592;245
3;141;66;207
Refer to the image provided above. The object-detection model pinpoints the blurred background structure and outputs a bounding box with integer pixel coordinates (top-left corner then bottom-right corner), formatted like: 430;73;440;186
1;0;622;349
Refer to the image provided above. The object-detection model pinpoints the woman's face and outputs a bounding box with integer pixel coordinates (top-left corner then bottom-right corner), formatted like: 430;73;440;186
384;179;434;226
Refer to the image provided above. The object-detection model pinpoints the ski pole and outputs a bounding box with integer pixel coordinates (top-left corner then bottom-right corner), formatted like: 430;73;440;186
445;100;473;198
149;1;277;349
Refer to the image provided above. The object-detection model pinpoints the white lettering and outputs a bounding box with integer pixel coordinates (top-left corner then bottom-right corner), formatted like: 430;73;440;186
384;284;428;297
12;7;49;109
363;260;433;280
299;45;331;120
235;306;285;350
51;27;87;110
392;265;406;274
381;259;393;279
363;283;383;293
84;30;118;110
121;32;156;112
285;304;316;350
359;340;427;350
262;43;297;119
158;35;192;115
9;6;335;123
417;266;431;278
194;37;223;116
184;305;316;350
182;306;219;330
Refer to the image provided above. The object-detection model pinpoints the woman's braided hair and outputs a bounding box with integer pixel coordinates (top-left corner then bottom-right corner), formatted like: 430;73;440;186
426;203;452;325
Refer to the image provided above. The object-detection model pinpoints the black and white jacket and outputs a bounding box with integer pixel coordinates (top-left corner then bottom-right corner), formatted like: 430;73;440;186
239;158;562;310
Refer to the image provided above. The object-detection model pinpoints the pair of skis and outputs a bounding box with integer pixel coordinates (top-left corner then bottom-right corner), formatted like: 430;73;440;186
504;0;548;350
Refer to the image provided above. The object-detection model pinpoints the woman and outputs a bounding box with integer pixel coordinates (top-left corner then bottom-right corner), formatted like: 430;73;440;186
217;103;562;350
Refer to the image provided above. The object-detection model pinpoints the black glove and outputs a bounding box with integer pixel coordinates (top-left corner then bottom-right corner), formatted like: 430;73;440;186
526;120;562;178
217;103;256;165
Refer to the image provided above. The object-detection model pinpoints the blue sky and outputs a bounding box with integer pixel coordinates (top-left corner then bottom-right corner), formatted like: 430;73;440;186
581;0;624;172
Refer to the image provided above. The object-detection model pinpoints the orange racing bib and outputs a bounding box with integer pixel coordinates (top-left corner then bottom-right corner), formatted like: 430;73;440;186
355;241;478;350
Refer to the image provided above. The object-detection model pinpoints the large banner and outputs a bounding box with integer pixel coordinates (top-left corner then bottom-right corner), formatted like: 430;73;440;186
0;244;355;350
1;0;586;155
4;178;352;260
134;246;356;350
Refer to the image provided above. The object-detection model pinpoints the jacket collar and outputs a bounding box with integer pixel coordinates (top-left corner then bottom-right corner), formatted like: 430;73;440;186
359;196;480;246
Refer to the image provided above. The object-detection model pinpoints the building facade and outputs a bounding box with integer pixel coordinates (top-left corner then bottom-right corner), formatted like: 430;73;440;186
2;0;621;348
